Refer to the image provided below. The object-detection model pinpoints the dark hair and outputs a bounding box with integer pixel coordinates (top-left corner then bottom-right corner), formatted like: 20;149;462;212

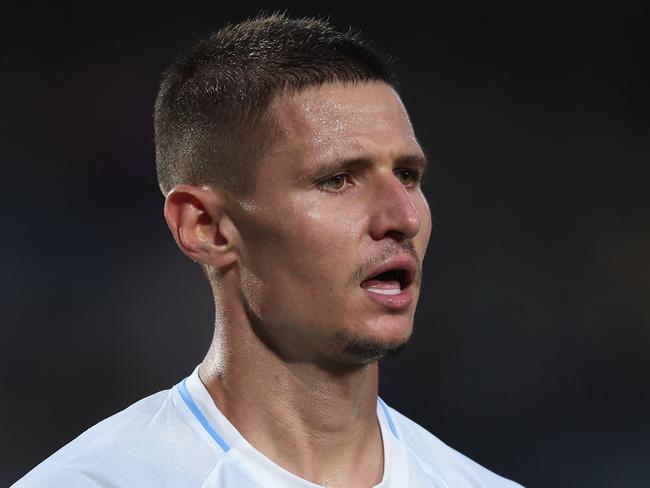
154;12;395;197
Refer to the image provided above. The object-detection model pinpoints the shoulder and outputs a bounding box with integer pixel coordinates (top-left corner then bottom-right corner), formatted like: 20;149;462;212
384;402;525;488
13;385;222;487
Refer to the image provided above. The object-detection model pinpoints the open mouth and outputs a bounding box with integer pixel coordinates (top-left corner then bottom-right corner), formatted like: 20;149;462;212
360;268;412;296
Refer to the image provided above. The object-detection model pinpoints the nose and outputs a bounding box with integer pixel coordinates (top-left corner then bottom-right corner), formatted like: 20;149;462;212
368;173;422;241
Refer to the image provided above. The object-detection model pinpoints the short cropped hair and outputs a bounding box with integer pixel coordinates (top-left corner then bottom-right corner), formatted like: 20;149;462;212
154;13;395;198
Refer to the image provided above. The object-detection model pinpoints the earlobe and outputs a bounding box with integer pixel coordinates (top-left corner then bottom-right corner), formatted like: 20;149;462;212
163;185;239;270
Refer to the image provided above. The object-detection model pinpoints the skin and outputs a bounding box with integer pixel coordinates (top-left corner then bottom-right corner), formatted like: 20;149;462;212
164;80;432;487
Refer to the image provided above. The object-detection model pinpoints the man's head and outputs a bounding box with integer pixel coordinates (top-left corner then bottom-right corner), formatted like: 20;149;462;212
158;14;432;367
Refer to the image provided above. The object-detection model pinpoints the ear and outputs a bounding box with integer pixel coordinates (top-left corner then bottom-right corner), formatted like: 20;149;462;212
163;184;239;271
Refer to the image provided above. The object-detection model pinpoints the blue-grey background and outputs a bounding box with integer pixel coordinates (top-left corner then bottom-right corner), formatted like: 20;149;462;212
2;3;649;486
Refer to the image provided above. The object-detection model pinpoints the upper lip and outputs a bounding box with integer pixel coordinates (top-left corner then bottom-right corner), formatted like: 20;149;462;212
361;255;417;289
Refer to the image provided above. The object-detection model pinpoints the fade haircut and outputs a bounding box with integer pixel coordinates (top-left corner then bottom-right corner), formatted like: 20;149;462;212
154;12;395;198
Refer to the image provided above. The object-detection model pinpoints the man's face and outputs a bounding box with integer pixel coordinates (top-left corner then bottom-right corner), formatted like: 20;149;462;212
232;81;432;366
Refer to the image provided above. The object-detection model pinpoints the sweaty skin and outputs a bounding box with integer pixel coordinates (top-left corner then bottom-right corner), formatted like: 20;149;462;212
170;81;432;487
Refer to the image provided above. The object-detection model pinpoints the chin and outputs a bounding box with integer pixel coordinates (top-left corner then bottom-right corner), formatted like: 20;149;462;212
339;336;411;365
332;317;414;366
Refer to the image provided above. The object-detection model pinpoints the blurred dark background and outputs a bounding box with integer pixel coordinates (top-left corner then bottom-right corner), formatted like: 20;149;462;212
1;2;649;486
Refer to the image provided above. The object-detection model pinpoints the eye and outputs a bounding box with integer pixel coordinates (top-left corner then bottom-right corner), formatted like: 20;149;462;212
319;174;351;193
395;169;421;186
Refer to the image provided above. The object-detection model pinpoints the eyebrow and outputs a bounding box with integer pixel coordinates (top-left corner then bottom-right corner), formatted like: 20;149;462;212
297;153;428;184
395;154;428;173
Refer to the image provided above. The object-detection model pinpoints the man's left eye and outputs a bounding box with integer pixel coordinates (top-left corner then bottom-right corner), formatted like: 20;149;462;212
396;170;420;186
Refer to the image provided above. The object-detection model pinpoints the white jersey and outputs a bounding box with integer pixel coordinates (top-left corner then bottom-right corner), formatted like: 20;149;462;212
13;366;523;487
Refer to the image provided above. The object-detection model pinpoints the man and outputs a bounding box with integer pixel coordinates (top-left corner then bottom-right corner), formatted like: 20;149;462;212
15;14;523;487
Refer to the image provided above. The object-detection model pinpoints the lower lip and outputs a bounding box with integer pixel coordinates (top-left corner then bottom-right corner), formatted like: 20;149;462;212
362;286;413;309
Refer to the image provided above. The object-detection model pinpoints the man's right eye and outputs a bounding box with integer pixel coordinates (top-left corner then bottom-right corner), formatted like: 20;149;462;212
318;174;350;193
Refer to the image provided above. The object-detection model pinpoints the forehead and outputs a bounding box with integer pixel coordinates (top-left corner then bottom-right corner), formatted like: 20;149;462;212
266;81;422;169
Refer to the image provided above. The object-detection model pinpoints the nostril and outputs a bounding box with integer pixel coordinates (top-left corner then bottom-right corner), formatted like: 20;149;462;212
383;230;410;242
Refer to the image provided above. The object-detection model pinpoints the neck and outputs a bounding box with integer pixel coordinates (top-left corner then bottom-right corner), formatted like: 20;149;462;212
198;296;384;487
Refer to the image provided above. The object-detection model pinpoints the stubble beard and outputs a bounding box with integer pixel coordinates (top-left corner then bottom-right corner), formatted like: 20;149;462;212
335;331;413;366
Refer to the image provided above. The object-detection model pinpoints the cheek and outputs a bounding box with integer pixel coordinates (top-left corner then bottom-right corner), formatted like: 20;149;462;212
416;195;433;252
238;188;369;291
281;212;356;287
239;208;356;316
